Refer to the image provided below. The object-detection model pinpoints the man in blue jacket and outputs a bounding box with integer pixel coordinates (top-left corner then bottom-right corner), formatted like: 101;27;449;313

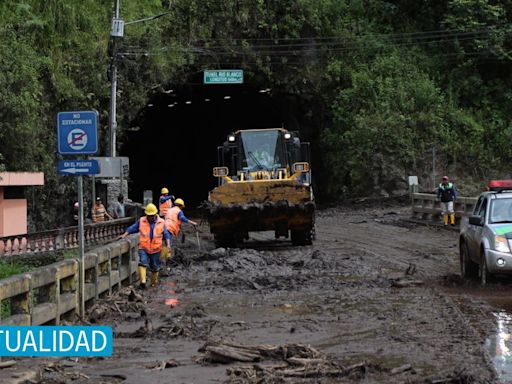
437;175;458;226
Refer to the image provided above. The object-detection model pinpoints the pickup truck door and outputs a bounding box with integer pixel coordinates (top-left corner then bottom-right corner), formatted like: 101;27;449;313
467;196;487;261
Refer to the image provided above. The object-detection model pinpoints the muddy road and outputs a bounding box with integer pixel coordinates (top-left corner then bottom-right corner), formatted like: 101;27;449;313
5;202;511;383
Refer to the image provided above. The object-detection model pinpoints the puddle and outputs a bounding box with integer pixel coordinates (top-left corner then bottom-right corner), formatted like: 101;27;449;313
440;282;512;381
273;303;314;315
486;312;512;382
160;281;181;307
165;298;180;307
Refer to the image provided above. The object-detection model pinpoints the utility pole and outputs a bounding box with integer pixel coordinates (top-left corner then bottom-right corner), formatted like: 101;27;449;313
109;0;122;157
432;144;437;190
108;1;169;158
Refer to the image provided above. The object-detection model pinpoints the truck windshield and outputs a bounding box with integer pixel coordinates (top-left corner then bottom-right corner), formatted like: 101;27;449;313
490;199;512;223
239;130;285;171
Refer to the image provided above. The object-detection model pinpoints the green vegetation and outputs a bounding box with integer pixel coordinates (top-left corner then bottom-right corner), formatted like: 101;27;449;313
0;259;30;279
1;0;512;218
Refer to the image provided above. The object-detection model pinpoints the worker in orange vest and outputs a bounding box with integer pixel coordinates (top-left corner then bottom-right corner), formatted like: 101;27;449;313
118;203;171;289
158;187;174;218
165;198;197;255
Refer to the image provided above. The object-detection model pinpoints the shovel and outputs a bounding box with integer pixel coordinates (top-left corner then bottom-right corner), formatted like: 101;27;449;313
194;226;201;251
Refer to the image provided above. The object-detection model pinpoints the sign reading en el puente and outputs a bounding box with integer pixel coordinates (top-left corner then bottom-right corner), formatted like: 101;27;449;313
204;69;244;84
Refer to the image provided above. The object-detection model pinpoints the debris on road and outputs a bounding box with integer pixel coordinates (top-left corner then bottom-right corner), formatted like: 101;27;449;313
15;203;500;384
390;278;424;288
198;340;325;364
0;361;16;369
226;357;381;381
146;359;179;370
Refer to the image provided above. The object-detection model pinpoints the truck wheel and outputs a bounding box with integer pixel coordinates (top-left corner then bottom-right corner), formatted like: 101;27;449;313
460;242;478;279
479;253;491;286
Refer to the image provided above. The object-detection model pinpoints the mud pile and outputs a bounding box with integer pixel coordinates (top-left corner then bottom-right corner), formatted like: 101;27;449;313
16;204;501;384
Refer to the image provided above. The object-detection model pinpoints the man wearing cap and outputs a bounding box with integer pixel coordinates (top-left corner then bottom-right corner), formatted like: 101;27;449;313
92;197;113;223
118;203;172;289
437;176;458;226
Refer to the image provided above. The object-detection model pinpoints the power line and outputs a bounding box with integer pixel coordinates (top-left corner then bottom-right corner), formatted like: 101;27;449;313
114;24;512;71
118;27;510;59
182;24;512;43
119;37;507;59
192;28;509;50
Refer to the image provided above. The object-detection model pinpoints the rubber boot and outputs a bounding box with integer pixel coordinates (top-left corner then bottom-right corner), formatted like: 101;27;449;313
138;266;147;289
450;213;456;226
151;271;159;288
443;215;449;226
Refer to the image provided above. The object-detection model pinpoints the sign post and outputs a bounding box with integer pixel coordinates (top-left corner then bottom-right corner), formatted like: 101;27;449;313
57;110;99;317
77;175;85;317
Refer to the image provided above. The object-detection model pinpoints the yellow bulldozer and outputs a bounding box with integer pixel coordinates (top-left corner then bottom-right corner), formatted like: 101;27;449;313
207;128;315;247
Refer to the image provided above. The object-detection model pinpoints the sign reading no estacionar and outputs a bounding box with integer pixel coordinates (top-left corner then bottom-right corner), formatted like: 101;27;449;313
57;110;98;155
204;69;244;84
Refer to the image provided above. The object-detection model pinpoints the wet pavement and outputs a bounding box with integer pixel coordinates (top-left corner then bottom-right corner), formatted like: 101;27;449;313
2;203;511;383
486;312;512;382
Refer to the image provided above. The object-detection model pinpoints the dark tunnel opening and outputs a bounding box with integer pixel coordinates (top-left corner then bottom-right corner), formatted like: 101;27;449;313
122;77;305;208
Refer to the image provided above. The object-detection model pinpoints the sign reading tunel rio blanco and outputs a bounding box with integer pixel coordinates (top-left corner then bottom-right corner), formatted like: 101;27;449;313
204;70;244;84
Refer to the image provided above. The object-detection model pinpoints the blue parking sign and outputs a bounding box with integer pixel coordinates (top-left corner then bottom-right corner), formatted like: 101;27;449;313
57;111;98;155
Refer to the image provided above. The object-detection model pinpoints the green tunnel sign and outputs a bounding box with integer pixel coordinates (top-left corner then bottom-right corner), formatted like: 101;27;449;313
204;70;244;84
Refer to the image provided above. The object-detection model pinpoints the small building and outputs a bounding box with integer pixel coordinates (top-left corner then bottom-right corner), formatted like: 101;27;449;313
0;172;44;237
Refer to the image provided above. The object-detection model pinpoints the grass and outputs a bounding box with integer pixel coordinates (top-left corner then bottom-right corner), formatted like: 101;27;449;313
0;259;30;279
0;261;31;319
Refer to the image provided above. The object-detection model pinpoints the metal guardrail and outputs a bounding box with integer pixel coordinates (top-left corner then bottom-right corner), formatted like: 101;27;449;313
0;218;134;257
0;236;138;325
411;193;478;223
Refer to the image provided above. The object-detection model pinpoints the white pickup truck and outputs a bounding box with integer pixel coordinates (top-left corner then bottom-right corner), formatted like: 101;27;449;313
459;180;512;285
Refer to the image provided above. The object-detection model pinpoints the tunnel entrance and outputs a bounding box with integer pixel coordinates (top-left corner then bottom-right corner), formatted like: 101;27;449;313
122;78;296;208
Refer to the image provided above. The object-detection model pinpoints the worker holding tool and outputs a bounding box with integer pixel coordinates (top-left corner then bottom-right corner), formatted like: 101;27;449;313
158;187;174;218
118;203;171;289
165;198;198;254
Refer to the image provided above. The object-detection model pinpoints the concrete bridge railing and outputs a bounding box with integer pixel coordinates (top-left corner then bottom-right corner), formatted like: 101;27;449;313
0;218;134;257
0;236;138;325
411;193;478;223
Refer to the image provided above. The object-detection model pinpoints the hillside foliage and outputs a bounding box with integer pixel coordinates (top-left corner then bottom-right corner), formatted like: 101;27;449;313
1;0;512;228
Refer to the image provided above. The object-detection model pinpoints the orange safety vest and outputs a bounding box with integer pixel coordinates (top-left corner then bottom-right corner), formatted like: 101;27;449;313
159;196;172;217
139;216;165;254
165;206;182;237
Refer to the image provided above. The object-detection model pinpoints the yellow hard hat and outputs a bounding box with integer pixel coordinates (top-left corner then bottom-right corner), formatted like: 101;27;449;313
145;203;158;215
161;187;169;194
174;198;185;207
